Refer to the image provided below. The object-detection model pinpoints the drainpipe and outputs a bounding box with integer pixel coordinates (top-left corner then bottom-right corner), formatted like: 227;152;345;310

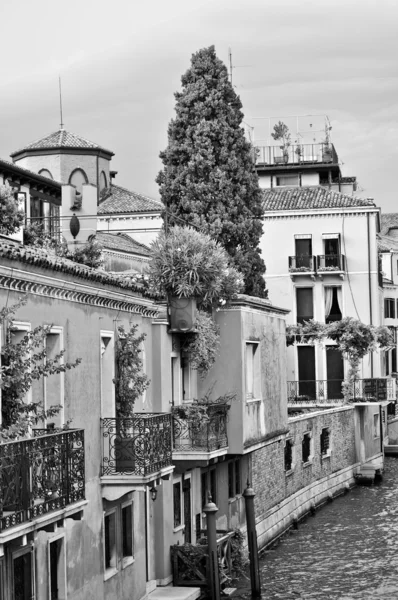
367;213;374;377
145;487;149;582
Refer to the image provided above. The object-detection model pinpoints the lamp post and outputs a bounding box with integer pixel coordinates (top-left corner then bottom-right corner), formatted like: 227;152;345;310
203;493;220;600
243;481;261;598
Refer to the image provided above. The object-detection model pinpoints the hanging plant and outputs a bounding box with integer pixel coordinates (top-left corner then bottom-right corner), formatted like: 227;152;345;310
181;310;220;378
114;325;150;419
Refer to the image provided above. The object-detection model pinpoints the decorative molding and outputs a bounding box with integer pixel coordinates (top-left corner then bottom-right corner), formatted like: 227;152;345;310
102;249;150;263
264;209;378;221
0;273;159;317
97;215;161;222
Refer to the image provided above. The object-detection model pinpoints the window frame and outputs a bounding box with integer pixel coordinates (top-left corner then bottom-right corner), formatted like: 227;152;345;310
296;286;314;324
48;533;67;600
302;432;313;465
121;500;134;567
228;459;242;500
103;498;135;581
245;341;261;401
104;508;118;579
385;298;395;319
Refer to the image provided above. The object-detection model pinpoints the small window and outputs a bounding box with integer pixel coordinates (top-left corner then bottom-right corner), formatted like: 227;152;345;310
320;428;330;456
38;168;53;180
276;174;299;187
246;342;261;400
100;170;108;191
284;439;293;472
173;482;182;528
104;512;117;571
302;433;312;463
235;460;241;495
296;287;314;324
385;298;395;319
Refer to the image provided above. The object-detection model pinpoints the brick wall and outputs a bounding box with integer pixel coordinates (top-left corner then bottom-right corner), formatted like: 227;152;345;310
251;407;356;520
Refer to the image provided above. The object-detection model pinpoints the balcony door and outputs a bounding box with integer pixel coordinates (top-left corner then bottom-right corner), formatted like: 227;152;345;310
295;238;312;269
297;346;316;399
326;346;344;400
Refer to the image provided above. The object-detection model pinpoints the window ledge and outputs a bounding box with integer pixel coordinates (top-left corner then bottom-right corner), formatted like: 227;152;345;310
246;397;262;404
302;460;313;468
285;468;294;477
173;524;185;534
321;452;332;460
122;556;135;569
104;567;118;581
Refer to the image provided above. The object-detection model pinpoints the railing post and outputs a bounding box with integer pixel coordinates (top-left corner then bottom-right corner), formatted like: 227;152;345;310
243;482;262;598
203;494;220;600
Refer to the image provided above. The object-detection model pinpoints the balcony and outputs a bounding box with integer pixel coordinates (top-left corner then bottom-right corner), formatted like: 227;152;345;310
172;404;230;466
289;255;316;280
255;143;338;167
101;414;174;498
316;254;346;278
287;378;396;407
0;429;85;534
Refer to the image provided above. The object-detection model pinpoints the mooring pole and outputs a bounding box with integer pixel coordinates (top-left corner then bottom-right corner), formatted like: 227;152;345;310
243;481;262;598
203;493;220;600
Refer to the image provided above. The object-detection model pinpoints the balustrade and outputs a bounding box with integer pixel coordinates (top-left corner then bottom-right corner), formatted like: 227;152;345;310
172;404;229;452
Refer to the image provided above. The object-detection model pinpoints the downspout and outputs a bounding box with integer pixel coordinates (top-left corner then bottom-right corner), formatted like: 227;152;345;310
379;405;383;454
367;213;374;377
145;487;149;582
96;154;99;206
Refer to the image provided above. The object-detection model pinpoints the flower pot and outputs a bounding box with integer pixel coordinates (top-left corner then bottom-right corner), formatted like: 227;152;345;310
169;297;197;333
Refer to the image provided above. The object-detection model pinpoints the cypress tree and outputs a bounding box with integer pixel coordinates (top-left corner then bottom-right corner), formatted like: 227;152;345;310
156;45;267;298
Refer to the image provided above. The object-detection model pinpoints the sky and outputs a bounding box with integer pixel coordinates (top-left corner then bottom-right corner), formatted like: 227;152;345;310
0;0;397;211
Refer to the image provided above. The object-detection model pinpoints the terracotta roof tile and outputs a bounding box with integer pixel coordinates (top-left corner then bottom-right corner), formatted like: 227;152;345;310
98;185;162;214
380;213;398;236
96;232;150;256
10;129;113;156
262;186;376;212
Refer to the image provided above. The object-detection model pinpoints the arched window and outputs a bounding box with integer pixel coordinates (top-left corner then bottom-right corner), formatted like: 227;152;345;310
38;168;53;180
100;171;108;191
68;168;88;193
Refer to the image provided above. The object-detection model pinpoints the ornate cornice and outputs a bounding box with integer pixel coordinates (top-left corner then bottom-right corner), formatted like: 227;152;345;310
0;271;159;317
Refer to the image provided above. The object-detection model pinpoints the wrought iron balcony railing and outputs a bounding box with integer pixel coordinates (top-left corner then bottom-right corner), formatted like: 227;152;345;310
101;414;173;477
289;255;316;272
0;429;85;533
288;378;396;404
316;254;346;272
172;404;229;453
255;143;337;166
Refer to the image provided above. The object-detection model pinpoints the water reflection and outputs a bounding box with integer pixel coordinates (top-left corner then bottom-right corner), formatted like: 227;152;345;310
237;458;398;599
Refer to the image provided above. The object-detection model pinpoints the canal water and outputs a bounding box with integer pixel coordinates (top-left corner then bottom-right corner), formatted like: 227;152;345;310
236;457;398;599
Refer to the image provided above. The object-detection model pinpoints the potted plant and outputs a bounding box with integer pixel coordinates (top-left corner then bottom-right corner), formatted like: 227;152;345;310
271;121;291;164
147;226;243;331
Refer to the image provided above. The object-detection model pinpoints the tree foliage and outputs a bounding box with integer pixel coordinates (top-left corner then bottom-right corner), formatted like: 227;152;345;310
0;185;24;236
0;298;81;440
156;45;267;298
182;310;221;377
287;318;394;402
114;325;150;419
147;225;243;308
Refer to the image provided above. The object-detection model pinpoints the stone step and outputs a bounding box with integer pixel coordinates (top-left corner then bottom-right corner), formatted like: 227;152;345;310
148;587;201;600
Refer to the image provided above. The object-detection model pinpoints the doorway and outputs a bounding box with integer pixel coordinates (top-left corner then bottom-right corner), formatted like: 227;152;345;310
326;346;344;400
297;346;316;399
12;546;34;600
183;479;191;544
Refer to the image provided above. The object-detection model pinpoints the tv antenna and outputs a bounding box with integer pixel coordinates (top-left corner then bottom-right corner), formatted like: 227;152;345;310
228;47;233;85
59;76;64;130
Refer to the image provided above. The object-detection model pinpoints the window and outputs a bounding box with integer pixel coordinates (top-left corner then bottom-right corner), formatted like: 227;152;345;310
374;413;380;438
100;171;108;191
104;511;117;572
320;428;330;456
100;332;115;417
302;432;312;463
325;287;342;323
324;237;340;256
201;472;207;508
181;352;196;402
228;459;241;498
296;287;314;324
48;536;66;600
284;439;293;472
294;236;312;269
45;327;64;428
173;481;182;528
276;174;299;187
385;298;395;319
246;342;261;400
104;498;134;579
122;503;133;559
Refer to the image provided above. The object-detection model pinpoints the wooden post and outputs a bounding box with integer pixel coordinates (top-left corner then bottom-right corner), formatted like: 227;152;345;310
203;494;220;600
243;482;261;598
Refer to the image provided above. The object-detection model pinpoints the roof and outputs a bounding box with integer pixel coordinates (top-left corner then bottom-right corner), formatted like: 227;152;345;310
262;186;376;212
380;213;398;236
0;240;159;298
98;184;162;215
10;129;114;157
0;158;61;190
96;232;151;257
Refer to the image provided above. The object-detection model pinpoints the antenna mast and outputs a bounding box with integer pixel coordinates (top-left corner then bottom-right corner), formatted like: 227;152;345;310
59;76;64;130
228;47;233;85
